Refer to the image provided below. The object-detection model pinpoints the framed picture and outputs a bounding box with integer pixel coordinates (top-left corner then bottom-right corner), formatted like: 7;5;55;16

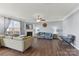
26;24;33;29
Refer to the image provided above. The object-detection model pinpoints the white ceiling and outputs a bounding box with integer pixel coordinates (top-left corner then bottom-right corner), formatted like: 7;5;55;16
0;3;79;23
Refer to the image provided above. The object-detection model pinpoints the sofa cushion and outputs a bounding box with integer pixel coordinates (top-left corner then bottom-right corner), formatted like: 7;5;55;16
37;32;53;39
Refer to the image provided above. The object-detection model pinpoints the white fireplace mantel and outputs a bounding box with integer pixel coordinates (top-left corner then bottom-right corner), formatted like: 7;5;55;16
26;29;33;32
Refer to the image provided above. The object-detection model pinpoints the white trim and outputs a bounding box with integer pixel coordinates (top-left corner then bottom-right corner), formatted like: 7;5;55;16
71;43;79;50
63;7;79;20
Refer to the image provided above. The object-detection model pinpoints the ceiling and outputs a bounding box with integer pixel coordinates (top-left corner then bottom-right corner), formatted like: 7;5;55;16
0;3;79;23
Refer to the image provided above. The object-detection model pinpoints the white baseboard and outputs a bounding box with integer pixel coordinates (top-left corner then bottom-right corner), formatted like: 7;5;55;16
71;43;79;50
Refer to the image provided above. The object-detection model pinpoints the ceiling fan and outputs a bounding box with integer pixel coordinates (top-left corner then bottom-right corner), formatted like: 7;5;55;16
35;15;46;22
34;14;47;27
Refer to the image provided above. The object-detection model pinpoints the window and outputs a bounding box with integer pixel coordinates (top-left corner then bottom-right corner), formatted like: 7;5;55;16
6;20;20;36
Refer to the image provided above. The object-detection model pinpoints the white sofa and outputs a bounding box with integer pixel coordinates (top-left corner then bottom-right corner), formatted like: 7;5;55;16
0;36;33;52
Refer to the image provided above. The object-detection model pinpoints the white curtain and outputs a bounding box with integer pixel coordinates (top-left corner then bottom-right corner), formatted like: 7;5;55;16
0;16;11;35
0;17;4;35
20;21;25;35
4;17;11;34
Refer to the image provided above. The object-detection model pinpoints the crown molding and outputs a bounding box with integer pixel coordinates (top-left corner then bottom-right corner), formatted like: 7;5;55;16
63;7;79;20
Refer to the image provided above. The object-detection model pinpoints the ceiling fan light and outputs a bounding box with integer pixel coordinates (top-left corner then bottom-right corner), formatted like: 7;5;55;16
36;20;40;22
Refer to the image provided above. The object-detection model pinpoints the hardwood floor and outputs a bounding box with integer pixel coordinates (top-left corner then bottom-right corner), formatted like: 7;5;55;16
0;38;79;56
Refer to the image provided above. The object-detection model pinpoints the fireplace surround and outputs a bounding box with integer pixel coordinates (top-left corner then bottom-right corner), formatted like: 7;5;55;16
27;32;32;36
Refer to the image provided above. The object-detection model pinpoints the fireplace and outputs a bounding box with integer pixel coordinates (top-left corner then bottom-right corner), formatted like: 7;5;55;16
27;32;32;36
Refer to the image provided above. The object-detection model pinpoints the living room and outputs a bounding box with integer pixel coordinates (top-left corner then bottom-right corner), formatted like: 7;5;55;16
0;3;79;56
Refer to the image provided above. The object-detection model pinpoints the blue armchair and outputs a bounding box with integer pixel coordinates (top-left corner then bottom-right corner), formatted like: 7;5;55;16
60;34;75;45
